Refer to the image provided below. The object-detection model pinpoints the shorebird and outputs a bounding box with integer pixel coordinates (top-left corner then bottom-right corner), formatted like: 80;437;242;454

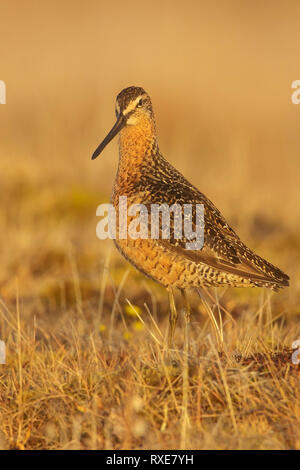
91;86;289;347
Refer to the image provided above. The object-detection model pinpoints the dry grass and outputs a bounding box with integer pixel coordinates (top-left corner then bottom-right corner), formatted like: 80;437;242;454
0;275;299;450
0;0;300;450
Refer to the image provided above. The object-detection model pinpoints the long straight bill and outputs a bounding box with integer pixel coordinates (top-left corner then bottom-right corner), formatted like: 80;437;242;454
91;113;126;160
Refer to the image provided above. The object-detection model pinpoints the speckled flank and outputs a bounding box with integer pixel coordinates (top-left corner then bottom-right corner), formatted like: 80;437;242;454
101;86;290;291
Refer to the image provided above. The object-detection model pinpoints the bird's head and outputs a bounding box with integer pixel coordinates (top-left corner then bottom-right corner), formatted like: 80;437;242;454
91;86;154;160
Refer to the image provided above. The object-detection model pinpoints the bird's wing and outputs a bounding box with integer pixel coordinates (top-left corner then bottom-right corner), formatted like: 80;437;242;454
139;166;289;287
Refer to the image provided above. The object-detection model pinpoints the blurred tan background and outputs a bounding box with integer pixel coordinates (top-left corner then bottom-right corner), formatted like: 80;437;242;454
1;2;300;450
0;0;299;304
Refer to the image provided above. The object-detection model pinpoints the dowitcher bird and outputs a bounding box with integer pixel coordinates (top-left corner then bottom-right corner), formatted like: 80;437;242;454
91;86;289;347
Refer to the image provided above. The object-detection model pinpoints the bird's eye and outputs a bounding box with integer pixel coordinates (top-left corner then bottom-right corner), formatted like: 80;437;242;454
137;98;143;107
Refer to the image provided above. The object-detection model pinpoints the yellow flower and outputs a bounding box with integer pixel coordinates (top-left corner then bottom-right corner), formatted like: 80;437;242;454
76;404;86;413
125;304;142;317
123;331;133;341
133;320;144;332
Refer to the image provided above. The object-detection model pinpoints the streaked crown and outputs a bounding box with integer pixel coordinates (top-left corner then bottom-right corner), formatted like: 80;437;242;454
116;86;153;118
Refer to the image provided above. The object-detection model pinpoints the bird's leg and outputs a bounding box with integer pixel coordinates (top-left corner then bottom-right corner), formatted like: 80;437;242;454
181;289;191;324
181;290;191;354
168;289;178;350
180;289;191;445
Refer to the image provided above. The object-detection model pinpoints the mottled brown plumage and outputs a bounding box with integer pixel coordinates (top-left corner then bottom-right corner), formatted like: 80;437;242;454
92;86;289;293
